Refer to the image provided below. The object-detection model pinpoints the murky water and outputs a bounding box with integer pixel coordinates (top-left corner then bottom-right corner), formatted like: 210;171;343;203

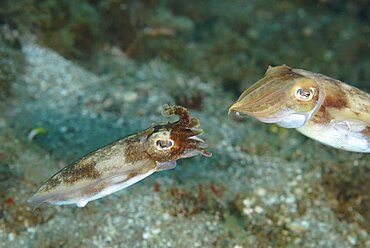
0;1;369;247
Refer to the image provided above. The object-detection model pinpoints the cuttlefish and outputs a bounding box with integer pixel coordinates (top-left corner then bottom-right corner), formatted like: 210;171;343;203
229;65;370;153
28;106;211;208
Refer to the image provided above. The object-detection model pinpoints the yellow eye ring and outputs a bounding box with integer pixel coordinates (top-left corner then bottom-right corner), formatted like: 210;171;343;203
295;87;315;101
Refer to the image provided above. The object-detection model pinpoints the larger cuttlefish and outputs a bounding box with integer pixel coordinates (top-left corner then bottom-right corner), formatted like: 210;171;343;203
229;65;370;153
28;106;211;208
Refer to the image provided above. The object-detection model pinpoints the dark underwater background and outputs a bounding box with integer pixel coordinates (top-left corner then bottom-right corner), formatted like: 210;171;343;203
0;0;369;247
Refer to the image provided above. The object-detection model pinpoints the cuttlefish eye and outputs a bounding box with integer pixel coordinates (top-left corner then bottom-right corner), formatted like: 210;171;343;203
155;139;174;150
294;87;316;101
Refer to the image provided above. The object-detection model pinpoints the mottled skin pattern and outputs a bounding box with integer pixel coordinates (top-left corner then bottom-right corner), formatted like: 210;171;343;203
28;106;211;208
229;65;370;153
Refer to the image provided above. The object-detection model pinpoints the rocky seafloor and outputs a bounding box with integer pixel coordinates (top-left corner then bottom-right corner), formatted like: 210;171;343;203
0;1;370;247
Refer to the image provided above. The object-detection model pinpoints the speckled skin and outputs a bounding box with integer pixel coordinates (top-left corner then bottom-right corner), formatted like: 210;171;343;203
28;106;211;208
229;65;370;153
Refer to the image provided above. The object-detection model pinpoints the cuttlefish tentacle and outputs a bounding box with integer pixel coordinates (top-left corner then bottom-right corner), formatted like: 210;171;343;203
28;105;211;208
229;65;370;153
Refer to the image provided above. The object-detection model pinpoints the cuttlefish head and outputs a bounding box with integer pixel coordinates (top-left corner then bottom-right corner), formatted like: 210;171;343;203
145;105;211;166
229;65;325;128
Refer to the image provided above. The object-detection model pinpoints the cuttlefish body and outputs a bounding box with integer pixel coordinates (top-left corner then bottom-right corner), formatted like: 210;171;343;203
28;106;211;208
229;65;370;153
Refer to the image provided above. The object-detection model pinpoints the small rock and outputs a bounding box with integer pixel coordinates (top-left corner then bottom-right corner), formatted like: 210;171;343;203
8;233;15;241
243;207;253;215
288;220;309;234
254;205;264;214
162;212;171;220
142;232;151;240
347;235;357;246
122;91;138;103
242;198;255;207
256;188;266;197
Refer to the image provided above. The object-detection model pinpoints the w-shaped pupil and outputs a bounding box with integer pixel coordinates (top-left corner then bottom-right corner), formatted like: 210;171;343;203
156;140;173;148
